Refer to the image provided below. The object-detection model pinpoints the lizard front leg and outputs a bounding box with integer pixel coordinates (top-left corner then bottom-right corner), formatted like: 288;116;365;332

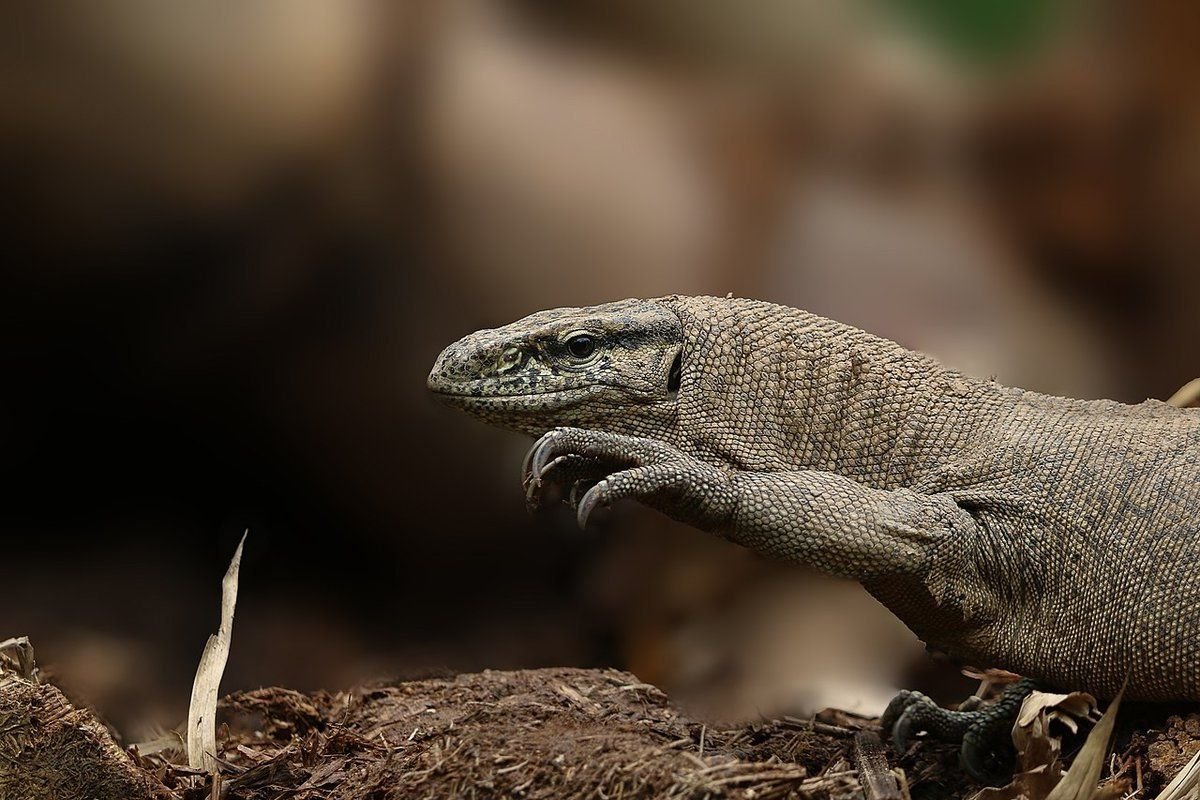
524;427;975;582
526;427;1024;783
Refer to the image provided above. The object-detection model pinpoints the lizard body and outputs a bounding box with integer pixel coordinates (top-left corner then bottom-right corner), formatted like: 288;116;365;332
428;295;1200;703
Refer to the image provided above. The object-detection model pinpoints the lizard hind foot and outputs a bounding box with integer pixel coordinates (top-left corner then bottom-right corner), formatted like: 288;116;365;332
881;679;1038;786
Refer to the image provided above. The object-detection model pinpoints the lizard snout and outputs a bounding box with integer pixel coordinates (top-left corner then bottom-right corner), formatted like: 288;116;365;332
427;336;482;397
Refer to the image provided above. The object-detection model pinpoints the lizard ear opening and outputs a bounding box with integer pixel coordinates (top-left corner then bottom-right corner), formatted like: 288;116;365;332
666;349;683;396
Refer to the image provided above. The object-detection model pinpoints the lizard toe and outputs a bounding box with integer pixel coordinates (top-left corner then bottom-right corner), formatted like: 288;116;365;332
958;678;1037;785
576;461;735;530
526;428;682;482
575;463;691;528
880;689;926;750
960;724;1017;786
883;688;981;757
886;692;972;753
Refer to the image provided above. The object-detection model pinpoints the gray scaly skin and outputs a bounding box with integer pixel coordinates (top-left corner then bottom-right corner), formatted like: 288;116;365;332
428;295;1200;778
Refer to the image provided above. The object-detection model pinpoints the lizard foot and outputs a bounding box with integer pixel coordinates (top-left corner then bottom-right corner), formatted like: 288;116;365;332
522;428;679;511
521;428;735;530
881;678;1038;786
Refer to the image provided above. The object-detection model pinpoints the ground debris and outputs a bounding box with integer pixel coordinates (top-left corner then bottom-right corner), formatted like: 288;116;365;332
5;662;1200;800
1118;709;1200;797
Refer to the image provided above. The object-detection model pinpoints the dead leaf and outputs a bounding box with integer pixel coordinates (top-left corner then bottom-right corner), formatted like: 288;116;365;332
972;690;1105;800
1044;688;1122;800
1016;691;1100;735
187;531;247;772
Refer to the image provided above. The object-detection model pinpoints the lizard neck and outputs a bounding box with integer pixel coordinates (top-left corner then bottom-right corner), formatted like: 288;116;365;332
666;296;1009;487
821;342;1012;489
780;326;1008;489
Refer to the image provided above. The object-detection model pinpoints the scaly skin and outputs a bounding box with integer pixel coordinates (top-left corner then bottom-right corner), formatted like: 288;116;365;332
427;295;1200;705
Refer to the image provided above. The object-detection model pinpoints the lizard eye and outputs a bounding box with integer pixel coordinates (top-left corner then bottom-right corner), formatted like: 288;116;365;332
565;333;596;361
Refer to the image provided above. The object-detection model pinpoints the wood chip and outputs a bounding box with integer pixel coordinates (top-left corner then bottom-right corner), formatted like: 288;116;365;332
853;730;902;800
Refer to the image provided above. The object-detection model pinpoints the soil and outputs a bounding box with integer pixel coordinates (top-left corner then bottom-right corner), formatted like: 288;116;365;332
3;665;1198;800
187;668;866;800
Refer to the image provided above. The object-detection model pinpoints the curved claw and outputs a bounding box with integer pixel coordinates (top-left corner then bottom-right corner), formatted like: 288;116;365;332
961;729;1010;786
892;707;915;753
881;689;970;754
528;430;565;483
524;472;543;510
538;455;574;481
889;698;941;754
576;479;609;529
519;430;712;530
522;429;562;488
880;689;922;747
567;479;594;509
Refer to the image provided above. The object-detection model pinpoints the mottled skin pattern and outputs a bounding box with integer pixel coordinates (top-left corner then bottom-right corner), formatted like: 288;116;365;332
428;295;1200;706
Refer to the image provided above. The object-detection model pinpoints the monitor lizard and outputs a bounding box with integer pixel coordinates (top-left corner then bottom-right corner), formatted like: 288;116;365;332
427;295;1200;781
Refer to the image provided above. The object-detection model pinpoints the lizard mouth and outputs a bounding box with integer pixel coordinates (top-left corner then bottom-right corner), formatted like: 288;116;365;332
429;380;673;419
428;384;603;405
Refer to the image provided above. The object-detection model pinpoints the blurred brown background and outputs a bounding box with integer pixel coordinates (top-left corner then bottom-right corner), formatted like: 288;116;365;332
2;0;1197;739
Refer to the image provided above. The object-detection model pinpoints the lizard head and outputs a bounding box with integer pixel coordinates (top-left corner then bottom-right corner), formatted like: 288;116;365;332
428;299;684;437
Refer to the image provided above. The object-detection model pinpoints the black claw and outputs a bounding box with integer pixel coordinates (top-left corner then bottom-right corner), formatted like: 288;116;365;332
883;690;926;758
881;690;967;754
961;729;1017;786
891;708;912;753
960;729;1008;785
880;689;920;738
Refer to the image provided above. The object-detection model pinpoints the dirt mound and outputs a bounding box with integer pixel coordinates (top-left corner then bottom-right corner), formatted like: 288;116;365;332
4;662;1199;799
209;667;862;799
0;673;172;800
